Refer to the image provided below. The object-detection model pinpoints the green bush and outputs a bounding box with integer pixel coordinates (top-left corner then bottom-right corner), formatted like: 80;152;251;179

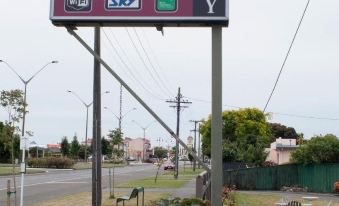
28;157;74;169
150;197;207;206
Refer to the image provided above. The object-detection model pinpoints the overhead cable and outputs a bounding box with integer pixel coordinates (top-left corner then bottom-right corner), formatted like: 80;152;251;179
102;28;165;100
263;0;311;112
125;28;173;98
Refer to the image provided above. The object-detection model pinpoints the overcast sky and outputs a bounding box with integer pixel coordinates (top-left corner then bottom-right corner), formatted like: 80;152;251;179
1;0;339;147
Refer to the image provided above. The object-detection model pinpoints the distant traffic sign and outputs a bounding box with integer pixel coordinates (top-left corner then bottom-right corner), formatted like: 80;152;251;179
50;0;229;27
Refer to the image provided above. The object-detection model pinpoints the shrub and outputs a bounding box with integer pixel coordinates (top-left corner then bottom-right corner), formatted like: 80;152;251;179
149;197;206;206
28;157;74;169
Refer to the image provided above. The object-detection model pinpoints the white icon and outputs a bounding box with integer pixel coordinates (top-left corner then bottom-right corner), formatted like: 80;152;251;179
78;0;89;7
206;0;217;14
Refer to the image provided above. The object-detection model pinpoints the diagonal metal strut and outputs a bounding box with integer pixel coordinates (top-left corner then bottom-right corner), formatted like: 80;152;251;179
66;26;211;173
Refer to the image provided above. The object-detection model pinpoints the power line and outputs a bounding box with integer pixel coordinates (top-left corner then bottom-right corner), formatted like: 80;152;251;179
133;28;174;96
184;96;240;109
184;96;339;121
125;28;172;98
270;112;339;121
102;28;165;100
263;0;311;112
138;28;176;96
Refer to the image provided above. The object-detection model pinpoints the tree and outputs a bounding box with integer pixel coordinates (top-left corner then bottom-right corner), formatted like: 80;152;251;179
70;135;80;159
268;123;298;142
60;136;70;157
0;90;25;124
79;144;91;160
200;108;271;166
101;137;112;157
291;134;339;164
108;128;123;150
153;147;168;159
0;122;20;161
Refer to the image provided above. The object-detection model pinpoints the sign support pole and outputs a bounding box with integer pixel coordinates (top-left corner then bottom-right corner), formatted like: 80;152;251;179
65;27;210;173
211;26;223;206
92;26;102;206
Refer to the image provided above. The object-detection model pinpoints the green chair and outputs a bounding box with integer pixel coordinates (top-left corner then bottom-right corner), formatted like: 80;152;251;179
116;187;145;206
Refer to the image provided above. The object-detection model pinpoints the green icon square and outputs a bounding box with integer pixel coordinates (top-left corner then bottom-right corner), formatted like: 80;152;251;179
156;0;177;12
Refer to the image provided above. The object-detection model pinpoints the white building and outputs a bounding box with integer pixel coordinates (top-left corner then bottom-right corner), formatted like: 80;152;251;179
265;137;299;165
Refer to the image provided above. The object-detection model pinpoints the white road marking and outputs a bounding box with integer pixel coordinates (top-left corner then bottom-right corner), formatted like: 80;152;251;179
0;166;152;191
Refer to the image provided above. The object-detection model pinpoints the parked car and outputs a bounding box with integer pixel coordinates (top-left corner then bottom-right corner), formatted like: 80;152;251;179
126;156;136;161
164;162;175;170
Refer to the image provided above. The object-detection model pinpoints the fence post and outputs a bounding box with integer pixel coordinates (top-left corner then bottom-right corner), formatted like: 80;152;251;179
7;179;11;206
109;168;112;197
196;175;203;199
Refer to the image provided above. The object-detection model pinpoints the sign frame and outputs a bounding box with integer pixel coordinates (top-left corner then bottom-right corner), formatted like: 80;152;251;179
50;0;229;27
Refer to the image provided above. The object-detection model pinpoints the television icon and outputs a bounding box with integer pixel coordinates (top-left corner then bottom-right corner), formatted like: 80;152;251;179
65;0;92;12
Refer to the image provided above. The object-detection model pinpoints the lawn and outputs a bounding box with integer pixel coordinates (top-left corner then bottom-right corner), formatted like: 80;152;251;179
72;162;126;170
34;191;168;206
231;193;339;206
0;167;46;176
116;167;205;189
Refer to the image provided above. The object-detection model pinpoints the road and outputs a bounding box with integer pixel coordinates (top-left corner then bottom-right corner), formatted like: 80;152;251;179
0;163;158;206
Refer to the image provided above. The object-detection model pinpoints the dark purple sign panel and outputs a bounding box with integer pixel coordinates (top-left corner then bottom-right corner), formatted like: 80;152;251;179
50;0;229;27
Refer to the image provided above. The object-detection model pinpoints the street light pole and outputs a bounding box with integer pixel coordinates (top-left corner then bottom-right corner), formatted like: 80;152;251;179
0;60;58;206
132;120;156;161
67;91;92;162
104;106;136;132
68;90;110;162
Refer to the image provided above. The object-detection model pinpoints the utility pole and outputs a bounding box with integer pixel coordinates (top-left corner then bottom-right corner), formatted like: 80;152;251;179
198;123;202;169
190;120;203;171
92;26;102;206
166;87;191;179
119;84;122;131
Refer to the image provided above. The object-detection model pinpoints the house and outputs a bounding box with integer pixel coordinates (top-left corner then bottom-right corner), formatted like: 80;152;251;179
124;137;151;161
265;137;299;165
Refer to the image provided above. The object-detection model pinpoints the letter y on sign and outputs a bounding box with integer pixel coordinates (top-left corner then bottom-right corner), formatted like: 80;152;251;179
206;0;217;13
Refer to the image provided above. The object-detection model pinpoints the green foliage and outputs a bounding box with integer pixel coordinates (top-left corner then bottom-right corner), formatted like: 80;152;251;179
268;123;298;142
108;128;123;149
70;135;80;159
27;157;74;169
200;108;271;166
79;145;91;160
0;89;25;123
291;134;339;164
101;137;112;156
154;147;168;159
0;90;25;163
29;146;43;158
112;148;124;158
60;136;70;157
0;121;20;163
150;197;206;206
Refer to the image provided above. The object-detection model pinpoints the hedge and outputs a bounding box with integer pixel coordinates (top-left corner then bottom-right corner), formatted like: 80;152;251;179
28;157;74;169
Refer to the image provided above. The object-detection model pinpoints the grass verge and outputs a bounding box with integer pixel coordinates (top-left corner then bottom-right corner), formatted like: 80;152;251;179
116;167;205;189
0;167;46;176
72;162;126;170
34;191;168;206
